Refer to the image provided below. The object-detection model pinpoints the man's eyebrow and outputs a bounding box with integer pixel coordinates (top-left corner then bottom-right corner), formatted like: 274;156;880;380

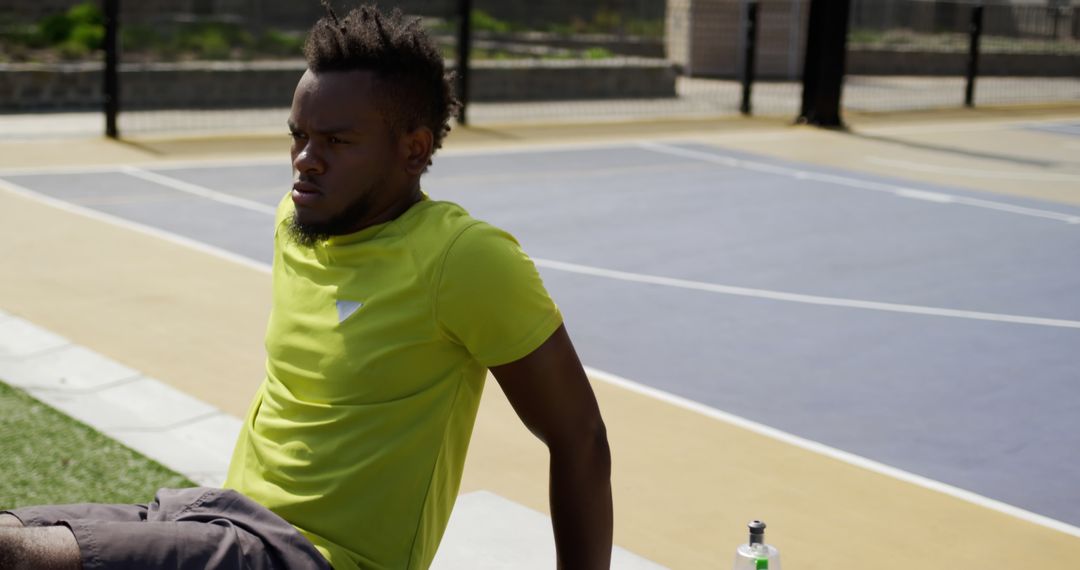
316;126;360;135
286;121;359;135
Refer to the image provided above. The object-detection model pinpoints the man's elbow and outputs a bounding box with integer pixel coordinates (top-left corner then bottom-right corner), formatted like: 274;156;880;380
590;421;612;475
552;419;611;473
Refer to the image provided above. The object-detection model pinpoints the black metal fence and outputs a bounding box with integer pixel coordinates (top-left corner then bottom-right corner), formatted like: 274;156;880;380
846;0;1080;113
0;0;1077;137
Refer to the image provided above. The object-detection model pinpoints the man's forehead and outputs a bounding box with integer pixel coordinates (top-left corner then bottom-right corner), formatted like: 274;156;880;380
291;69;382;127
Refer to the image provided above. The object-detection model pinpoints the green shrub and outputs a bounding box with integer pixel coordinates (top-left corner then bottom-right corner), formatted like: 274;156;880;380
592;9;622;32
38;13;74;44
68;21;104;51
583;46;613;59
848;28;882;46
58;38;90;59
471;10;510;33
170;23;255;60
35;2;104;52
257;29;305;57
120;24;158;53
547;11;663;38
0;23;43;49
186;27;231;59
624;18;664;38
67;2;104;27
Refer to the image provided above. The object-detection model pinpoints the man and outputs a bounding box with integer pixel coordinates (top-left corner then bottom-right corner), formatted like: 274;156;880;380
0;5;612;569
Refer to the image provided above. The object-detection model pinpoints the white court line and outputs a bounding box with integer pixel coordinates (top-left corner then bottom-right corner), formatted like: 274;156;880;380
853;115;1080;136
638;141;1080;225
533;258;1080;330
584;366;1080;539
119;166;278;216
0;157;282;177
0;141;643;178
7;155;1080;328
3;177;1080;539
0;163;129;177
5;170;1079;331
866;156;1080;182
0;179;271;274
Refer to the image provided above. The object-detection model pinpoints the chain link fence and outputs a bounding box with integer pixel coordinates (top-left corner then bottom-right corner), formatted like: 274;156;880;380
1;0;1077;137
846;0;1080;113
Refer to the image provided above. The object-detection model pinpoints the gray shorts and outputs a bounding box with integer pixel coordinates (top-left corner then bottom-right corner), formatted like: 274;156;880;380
4;487;331;570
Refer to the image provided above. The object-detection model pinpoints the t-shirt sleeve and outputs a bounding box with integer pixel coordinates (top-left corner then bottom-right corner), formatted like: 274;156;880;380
435;222;563;367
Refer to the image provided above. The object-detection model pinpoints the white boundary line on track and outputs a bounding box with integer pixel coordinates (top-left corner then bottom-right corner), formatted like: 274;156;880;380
0;158;274;177
852;115;1080;136
584;366;1080;539
5;138;1080;226
8;167;1077;330
6;154;1080;329
866;156;1080;182
0;141;643;178
119;166;279;215
6;165;1080;332
532;258;1080;329
637;141;1080;225
0;179;271;274
3;177;1080;539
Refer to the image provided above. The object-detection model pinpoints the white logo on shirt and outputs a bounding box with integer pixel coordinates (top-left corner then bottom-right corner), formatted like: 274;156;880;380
336;300;364;323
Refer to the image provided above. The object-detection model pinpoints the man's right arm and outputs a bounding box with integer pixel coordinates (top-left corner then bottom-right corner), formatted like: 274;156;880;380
490;325;613;569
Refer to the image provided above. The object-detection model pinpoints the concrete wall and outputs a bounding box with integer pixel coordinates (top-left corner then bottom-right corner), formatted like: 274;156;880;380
0;59;677;112
470;59;676;102
665;0;808;80
848;49;1080;77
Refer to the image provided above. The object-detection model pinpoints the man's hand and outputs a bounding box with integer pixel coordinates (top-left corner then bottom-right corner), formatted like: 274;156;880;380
490;324;613;570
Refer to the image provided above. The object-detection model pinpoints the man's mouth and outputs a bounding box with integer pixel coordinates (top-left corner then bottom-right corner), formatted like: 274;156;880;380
292;181;322;206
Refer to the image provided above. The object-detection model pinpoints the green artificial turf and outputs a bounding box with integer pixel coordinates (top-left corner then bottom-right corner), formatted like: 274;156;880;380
0;380;194;509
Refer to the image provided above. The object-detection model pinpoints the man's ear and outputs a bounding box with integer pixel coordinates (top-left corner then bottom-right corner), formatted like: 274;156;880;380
401;126;435;176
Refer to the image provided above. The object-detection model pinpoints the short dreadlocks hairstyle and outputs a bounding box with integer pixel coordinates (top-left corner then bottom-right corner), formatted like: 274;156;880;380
305;2;460;160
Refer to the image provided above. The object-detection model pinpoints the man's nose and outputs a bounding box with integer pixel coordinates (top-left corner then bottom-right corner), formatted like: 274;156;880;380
293;142;325;174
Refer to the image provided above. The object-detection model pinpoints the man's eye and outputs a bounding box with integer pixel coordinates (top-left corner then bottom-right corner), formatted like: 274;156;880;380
329;136;349;145
289;131;306;141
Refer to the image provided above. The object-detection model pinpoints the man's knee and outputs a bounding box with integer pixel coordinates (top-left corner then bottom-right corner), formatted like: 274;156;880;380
0;513;24;528
0;526;81;570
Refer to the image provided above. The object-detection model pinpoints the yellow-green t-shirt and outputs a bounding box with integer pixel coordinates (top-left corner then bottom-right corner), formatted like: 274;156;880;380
224;194;563;570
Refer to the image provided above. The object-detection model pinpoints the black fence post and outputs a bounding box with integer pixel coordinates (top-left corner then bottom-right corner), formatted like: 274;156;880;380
965;4;984;108
103;0;120;138
798;0;851;128
455;0;471;125
740;1;759;116
1051;4;1060;39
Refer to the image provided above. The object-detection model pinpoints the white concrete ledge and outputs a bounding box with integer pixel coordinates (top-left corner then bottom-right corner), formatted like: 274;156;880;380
434;491;666;569
0;311;236;486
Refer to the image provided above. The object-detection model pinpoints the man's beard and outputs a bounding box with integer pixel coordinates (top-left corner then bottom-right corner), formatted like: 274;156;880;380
287;191;374;248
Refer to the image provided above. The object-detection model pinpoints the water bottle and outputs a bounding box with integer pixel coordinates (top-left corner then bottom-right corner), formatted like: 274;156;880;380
732;520;781;570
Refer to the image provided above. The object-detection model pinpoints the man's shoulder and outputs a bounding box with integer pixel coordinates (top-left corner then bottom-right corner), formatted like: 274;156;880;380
401;199;495;251
402;199;528;280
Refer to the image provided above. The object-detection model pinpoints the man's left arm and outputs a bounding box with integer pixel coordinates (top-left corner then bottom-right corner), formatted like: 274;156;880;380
490;324;612;570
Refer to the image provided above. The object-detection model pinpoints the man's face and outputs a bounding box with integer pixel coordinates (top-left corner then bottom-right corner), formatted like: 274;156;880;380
287;69;405;244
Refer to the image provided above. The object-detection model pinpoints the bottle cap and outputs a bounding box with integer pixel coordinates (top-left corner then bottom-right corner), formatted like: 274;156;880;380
747;519;766;544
